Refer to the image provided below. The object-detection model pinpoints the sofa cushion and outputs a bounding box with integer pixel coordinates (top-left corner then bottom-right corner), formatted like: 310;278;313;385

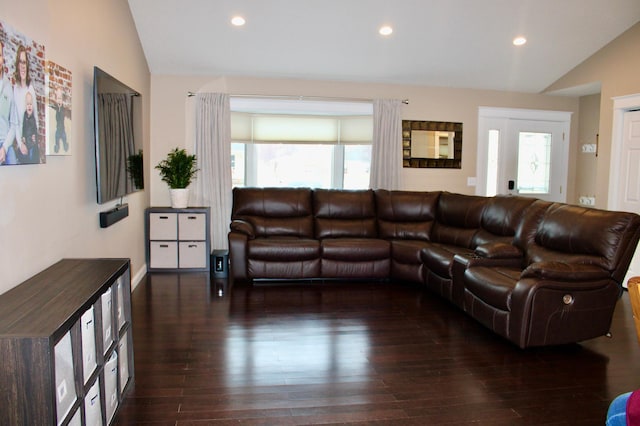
463;266;521;311
247;238;320;261
533;204;640;276
375;189;439;241
232;187;314;238
321;238;390;261
436;192;486;228
314;189;377;239
431;192;487;248
391;240;429;264
473;196;537;246
421;243;474;277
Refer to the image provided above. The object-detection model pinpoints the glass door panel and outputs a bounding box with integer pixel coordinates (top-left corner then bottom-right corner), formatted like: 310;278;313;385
516;132;551;194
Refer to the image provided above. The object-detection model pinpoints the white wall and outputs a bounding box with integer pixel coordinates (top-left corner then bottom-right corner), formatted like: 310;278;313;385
149;75;579;205
0;0;150;295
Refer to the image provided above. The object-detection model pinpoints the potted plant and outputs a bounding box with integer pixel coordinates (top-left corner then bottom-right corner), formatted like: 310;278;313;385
155;147;198;208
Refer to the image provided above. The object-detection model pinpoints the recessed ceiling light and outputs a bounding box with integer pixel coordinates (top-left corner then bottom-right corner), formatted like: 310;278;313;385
379;26;393;36
513;36;527;46
231;16;246;26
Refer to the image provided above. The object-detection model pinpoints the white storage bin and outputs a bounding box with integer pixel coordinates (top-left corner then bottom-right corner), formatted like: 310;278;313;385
179;241;207;268
80;305;97;384
149;212;177;240
150;241;178;268
116;277;126;331
104;351;119;424
54;331;77;426
84;379;103;426
178;213;206;240
101;287;113;354
67;408;81;426
118;334;130;395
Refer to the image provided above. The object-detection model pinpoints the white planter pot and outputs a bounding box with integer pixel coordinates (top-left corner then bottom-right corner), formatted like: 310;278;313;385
170;188;190;208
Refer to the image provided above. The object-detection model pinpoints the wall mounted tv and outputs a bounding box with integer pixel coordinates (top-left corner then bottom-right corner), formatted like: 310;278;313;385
93;66;143;205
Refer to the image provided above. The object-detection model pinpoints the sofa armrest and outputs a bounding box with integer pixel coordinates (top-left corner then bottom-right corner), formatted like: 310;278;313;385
475;242;523;259
520;261;610;282
230;219;256;239
451;252;522;309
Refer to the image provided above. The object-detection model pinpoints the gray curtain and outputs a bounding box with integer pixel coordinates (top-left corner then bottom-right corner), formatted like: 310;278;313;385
369;99;402;190
193;93;232;250
97;93;135;202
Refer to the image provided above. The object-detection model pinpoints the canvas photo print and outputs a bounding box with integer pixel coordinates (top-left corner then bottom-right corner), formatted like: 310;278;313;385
0;20;46;165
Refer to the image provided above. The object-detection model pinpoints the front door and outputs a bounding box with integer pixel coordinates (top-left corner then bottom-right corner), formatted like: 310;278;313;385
503;119;567;202
477;108;571;203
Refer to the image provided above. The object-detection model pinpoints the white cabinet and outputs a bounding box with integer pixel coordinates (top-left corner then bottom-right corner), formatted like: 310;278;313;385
146;207;210;272
0;259;134;425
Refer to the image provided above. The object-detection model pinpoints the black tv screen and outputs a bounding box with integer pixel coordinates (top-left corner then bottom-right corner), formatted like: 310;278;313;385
93;67;143;204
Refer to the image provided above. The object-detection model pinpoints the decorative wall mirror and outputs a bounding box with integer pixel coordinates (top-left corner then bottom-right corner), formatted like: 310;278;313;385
402;120;463;168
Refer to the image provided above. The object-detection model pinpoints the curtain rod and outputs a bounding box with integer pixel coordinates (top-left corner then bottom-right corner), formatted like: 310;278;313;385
186;92;409;104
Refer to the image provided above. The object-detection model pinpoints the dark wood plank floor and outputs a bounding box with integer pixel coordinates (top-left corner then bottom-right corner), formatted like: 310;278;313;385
115;273;640;425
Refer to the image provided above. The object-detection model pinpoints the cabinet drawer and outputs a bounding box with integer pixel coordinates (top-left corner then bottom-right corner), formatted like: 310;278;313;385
80;306;97;384
119;333;131;396
179;213;206;240
149;213;177;240
150;241;178;268
54;332;77;426
179;241;207;268
84;379;102;426
101;287;114;355
104;351;119;424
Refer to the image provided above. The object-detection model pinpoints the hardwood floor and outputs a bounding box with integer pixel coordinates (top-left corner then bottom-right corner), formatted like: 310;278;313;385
115;273;640;425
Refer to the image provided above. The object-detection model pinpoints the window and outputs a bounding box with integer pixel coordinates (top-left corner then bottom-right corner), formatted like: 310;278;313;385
516;131;552;194
230;99;373;189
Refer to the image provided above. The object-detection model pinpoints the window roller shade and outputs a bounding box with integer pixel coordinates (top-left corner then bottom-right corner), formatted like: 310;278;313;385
231;112;372;144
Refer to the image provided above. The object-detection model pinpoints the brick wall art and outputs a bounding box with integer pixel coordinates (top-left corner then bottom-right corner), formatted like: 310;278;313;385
0;19;47;165
47;61;72;156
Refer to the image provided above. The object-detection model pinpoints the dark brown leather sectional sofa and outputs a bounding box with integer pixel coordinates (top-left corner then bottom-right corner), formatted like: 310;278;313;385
228;187;640;348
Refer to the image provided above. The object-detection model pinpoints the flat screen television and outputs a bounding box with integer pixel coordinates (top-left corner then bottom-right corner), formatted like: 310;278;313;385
93;67;143;205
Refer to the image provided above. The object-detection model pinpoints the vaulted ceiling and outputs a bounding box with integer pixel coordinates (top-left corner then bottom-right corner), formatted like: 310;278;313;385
127;0;640;94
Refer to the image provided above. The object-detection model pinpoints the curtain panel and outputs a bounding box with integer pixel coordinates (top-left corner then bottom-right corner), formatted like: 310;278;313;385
193;93;232;250
369;99;402;190
97;93;135;202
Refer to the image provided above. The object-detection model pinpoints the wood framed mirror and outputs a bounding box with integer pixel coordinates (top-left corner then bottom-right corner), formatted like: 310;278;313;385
402;120;463;168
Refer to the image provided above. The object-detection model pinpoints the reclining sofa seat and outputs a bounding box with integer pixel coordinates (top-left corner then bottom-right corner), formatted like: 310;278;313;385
228;187;319;280
419;192;487;302
455;202;640;348
374;189;440;283
314;189;390;278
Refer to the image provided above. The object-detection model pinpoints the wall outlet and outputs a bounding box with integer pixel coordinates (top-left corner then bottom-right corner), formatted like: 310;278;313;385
579;196;596;206
582;144;597;153
467;177;477;186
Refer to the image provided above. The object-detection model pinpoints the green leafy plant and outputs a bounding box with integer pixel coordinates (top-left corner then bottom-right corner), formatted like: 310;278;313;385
127;149;144;189
155;147;198;189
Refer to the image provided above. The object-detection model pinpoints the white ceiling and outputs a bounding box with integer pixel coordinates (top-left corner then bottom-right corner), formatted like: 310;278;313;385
127;0;640;94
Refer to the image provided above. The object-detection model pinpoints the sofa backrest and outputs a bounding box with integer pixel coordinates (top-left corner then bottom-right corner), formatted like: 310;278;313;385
313;189;377;239
525;203;640;283
374;189;440;241
231;187;314;238
431;192;487;248
512;200;553;252
473;195;538;246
